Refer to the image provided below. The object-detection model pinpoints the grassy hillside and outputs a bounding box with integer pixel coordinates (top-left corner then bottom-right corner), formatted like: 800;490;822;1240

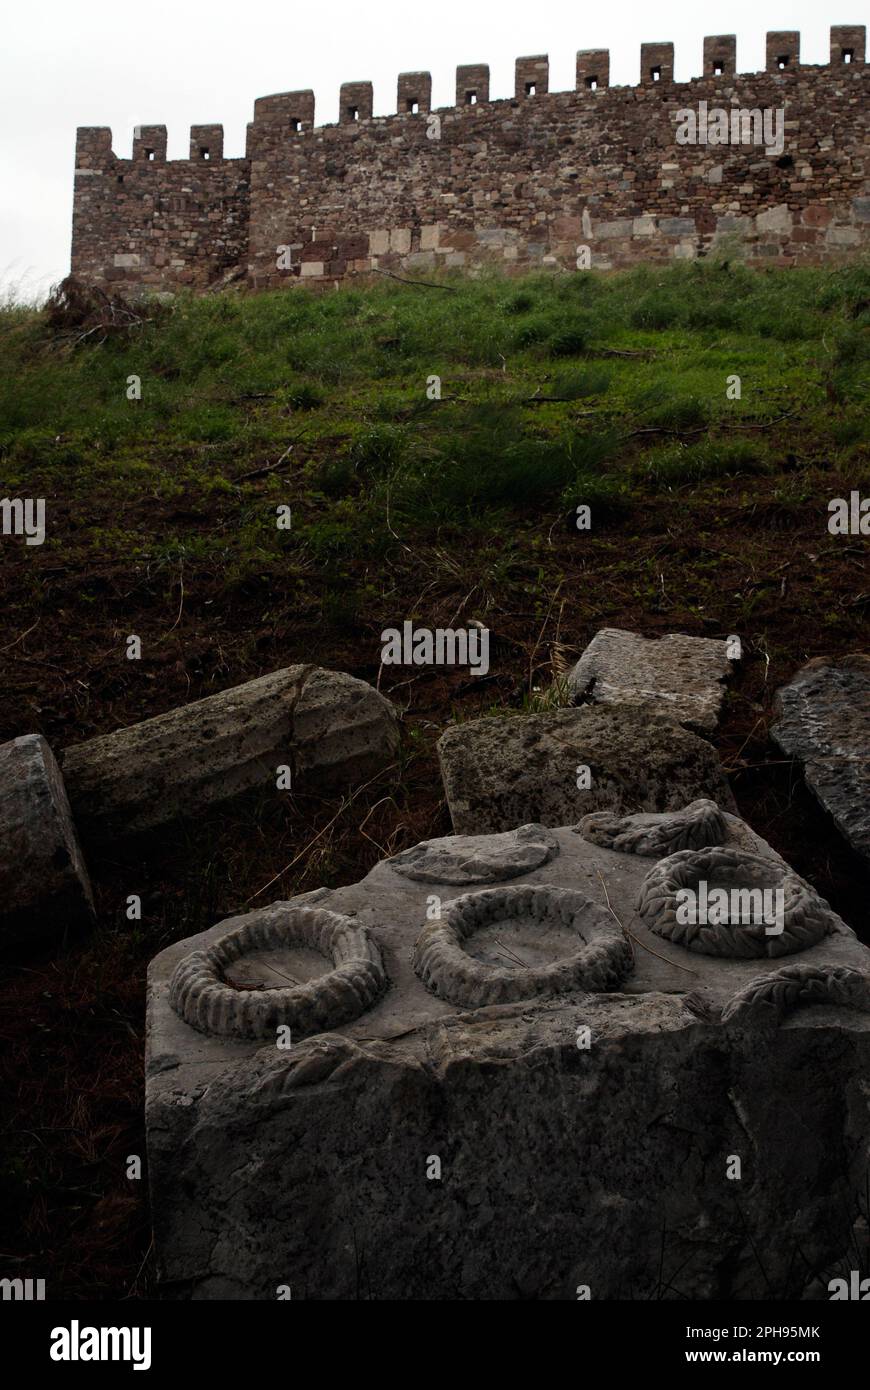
1;259;869;1296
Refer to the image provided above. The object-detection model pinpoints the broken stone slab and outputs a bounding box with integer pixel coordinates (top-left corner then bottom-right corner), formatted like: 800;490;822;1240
386;823;560;884
60;665;399;844
0;734;95;948
437;704;736;836
771;654;870;867
568;628;734;733
146;807;870;1299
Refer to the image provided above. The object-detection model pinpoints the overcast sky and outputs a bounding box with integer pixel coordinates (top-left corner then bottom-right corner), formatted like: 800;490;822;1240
0;0;846;299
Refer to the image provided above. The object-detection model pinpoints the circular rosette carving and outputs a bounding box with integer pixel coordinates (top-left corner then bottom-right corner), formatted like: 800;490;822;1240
412;884;633;1008
722;963;870;1025
636;846;837;958
169;905;387;1040
577;798;727;857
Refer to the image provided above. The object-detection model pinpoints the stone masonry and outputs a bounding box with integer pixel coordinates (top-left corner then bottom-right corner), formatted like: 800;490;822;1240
71;26;868;294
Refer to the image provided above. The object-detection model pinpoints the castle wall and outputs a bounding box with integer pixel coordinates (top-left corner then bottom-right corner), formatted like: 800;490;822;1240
246;61;868;287
71;28;868;294
71;126;250;291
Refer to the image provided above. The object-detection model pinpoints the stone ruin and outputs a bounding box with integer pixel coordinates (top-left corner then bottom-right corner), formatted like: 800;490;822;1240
146;808;870;1300
141;629;870;1300
0;665;398;950
772;654;870;868
5;628;869;1297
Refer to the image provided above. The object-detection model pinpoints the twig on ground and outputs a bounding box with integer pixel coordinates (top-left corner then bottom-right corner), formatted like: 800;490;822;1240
234;441;297;482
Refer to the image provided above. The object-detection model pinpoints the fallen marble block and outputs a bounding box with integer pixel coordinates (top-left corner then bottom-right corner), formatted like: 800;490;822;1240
568;628;734;733
60;665;399;843
771;654;870;867
0;734;95;948
146;808;870;1300
437;705;736;835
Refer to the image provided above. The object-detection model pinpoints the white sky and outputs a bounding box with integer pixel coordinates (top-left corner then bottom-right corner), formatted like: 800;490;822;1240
0;0;855;299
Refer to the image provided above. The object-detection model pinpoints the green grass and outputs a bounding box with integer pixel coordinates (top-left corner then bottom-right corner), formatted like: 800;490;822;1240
0;258;867;571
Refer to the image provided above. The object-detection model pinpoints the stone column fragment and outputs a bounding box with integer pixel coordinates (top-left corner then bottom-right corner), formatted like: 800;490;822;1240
61;666;399;843
0;734;95;948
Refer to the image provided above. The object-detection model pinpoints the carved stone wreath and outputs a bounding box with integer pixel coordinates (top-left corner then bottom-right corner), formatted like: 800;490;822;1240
387;822;559;885
412;884;633;1008
636;846;837;958
576;798;727;857
169;905;387;1040
721;963;870;1025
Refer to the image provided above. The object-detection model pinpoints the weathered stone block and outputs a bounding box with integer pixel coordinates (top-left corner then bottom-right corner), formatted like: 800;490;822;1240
595;218;635;239
771;655;870;867
826;226;861;246
437;704;735;836
368;229;390;255
756;204;792;234
146;811;870;1299
658;216;696;236
389;227;411;254
0;735;95;948
419;223;442;250
568;628;734;734
61;667;399;844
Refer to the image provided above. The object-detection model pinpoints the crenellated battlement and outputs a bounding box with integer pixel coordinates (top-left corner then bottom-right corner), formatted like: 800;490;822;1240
71;25;868;293
75;25;868;166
